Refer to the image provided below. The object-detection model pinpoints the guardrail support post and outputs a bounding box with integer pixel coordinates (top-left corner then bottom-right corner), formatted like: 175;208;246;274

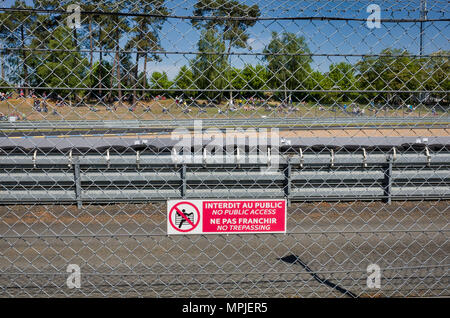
73;156;82;209
383;156;393;205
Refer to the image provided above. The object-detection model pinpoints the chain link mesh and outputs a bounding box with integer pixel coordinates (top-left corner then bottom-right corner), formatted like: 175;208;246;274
0;0;449;297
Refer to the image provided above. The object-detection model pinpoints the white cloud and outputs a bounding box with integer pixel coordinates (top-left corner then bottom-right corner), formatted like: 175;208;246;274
247;36;271;51
144;63;180;80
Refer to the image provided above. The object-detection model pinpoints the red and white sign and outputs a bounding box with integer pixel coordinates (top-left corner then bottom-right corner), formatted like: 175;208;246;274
167;199;286;235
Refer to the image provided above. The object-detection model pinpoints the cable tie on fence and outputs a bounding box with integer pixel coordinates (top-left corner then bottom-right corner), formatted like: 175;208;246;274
425;146;431;167
68;150;72;169
362;148;367;168
106;149;110;169
172;147;179;167
203;147;207;167
32;150;37;169
299;148;304;168
136;151;140;169
330;149;335;168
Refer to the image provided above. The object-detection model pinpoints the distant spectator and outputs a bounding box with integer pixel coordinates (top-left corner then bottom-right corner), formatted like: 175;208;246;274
56;95;63;107
407;104;413;112
33;99;41;112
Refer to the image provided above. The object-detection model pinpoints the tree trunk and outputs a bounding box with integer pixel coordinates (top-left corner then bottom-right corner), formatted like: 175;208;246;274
20;25;29;96
73;28;78;50
284;73;288;103
227;42;233;105
98;26;103;100
133;51;139;107
73;27;79;103
114;19;122;107
108;54;116;103
116;48;122;106
89;17;93;69
142;54;147;99
1;46;4;82
88;16;93;101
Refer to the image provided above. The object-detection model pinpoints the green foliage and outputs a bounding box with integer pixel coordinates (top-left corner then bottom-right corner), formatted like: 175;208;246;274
233;64;268;98
190;28;228;101
174;66;197;97
356;48;425;104
33;26;88;96
150;71;173;96
263;32;312;101
86;61;113;97
192;0;260;50
423;51;449;94
327;62;357;102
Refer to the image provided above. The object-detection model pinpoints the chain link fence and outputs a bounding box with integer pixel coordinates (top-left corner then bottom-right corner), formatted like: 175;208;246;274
0;0;449;297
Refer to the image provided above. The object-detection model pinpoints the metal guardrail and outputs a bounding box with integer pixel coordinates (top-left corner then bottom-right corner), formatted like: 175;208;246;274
1;149;449;206
1;116;449;131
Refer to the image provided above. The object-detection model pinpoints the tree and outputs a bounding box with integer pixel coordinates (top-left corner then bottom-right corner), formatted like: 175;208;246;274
87;3;112;101
86;61;113;99
356;48;424;105
327;62;357;102
190;28;228;101
263;32;312;102
423;51;449;104
149;71;173;97
238;64;268;98
192;0;260;102
6;0;37;96
303;70;331;104
0;10;16;83
127;0;169;105
34;26;87;98
174;66;197;97
105;6;129;105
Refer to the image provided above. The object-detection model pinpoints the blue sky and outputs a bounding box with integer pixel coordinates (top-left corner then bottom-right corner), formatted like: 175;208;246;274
2;0;449;79
153;0;449;78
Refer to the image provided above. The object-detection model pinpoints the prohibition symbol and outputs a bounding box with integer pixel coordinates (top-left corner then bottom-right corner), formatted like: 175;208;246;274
168;201;201;233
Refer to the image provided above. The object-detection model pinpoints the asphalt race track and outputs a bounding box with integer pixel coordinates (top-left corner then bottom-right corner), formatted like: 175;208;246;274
1;128;449;150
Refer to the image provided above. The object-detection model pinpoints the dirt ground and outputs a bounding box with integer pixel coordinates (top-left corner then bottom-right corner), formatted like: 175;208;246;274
0;200;448;297
0;97;446;121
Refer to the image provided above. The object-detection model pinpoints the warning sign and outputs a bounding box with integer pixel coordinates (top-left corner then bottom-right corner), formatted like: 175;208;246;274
167;199;286;235
168;201;201;234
